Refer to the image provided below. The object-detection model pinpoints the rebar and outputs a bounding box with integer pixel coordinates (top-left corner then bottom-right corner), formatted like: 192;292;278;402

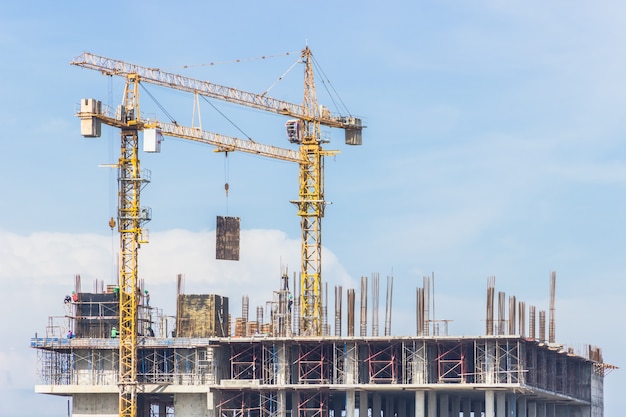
334;285;342;337
360;276;368;337
539;310;546;342
384;275;393;336
529;305;536;340
508;296;516;335
549;271;556;344
347;288;355;337
486;276;495;335
371;273;380;337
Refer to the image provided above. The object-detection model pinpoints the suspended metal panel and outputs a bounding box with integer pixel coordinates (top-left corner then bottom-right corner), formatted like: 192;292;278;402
216;216;240;261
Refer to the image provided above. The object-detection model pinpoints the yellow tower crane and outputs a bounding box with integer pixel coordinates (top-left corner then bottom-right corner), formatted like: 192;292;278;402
72;46;363;417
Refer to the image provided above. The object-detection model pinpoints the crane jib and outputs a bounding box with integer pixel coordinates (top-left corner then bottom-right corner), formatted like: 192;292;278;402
71;52;363;133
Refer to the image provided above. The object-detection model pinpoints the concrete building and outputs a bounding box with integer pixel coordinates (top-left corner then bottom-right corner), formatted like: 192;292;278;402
31;274;613;417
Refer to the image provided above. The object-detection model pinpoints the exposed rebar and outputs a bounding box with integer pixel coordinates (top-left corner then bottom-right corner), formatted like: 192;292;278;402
347;288;355;337
384;275;394;336
334;285;342;337
371;273;380;337
539;310;546;342
360;276;368;337
549;271;556;344
529;305;536;340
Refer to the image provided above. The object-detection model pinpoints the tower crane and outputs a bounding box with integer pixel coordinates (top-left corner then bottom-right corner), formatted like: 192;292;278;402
72;46;363;417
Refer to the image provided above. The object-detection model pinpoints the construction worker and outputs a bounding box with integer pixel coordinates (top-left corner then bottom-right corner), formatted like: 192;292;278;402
64;295;71;304
111;327;118;338
144;289;150;306
113;286;119;300
71;291;78;302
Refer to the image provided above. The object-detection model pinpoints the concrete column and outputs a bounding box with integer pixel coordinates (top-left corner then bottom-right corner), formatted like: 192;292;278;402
291;392;298;417
415;391;425;417
462;397;471;417
528;402;537;417
206;391;216;417
440;393;449;417
359;391;368;417
427;391;437;417
372;393;382;417
509;393;517;417
496;392;506;417
517;397;527;417
485;390;495;417
277;390;286;417
397;397;406;417
346;390;355;417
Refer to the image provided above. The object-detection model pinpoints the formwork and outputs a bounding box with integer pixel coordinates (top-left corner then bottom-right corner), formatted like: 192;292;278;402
31;273;615;417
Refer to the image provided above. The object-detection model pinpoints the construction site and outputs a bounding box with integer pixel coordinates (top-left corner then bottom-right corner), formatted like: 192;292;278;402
31;48;615;417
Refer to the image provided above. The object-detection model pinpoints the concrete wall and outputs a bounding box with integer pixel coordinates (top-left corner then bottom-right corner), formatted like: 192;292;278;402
73;393;117;417
174;393;209;417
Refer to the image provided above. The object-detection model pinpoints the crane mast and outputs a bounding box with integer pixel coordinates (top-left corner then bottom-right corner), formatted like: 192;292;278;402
73;47;363;417
298;46;324;335
118;74;148;417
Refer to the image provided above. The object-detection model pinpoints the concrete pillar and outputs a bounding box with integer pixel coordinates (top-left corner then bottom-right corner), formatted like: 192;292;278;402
462;397;471;417
427;391;437;417
373;393;382;417
415;391;425;417
440;393;449;417
277;390;286;417
346;390;355;417
398;397;406;417
496;392;506;417
517;397;527;417
359;391;368;417
291;392;298;417
485;390;495;417
206;391;216;417
509;393;517;417
528;402;537;417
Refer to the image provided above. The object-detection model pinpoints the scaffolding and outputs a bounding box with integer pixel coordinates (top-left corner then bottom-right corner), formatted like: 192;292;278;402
31;273;613;417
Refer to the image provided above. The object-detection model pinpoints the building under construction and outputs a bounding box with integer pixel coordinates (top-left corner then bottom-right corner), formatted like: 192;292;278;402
31;271;614;417
35;47;613;417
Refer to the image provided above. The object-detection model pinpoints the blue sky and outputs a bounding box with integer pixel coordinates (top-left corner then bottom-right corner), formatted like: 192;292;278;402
1;1;624;415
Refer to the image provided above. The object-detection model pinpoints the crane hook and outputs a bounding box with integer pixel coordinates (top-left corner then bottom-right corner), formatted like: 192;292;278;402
108;217;116;230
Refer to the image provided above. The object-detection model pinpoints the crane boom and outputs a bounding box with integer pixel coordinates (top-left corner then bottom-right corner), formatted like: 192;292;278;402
80;109;306;163
71;52;363;132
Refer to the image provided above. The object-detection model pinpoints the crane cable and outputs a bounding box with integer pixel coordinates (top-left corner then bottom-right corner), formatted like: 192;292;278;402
224;152;230;215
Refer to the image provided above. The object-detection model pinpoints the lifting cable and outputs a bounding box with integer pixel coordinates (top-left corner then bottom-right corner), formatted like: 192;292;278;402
310;53;353;117
224;152;230;215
